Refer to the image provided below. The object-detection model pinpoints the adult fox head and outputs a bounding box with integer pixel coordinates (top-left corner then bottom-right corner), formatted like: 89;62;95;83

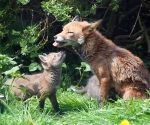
53;16;102;47
39;51;66;70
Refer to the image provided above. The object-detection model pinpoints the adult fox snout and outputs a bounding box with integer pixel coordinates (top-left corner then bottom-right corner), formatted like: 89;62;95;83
53;36;67;47
54;35;57;40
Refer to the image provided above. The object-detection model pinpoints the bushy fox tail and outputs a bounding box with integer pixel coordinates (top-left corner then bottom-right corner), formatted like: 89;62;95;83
74;88;87;94
67;85;87;94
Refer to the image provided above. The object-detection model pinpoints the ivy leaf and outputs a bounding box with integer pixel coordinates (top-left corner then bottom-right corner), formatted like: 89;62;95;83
9;60;17;65
29;62;42;72
81;62;91;72
11;30;20;35
17;0;30;5
4;66;19;75
75;67;81;70
62;63;67;68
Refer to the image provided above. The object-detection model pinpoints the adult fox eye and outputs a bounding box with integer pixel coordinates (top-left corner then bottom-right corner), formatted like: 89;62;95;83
68;32;74;34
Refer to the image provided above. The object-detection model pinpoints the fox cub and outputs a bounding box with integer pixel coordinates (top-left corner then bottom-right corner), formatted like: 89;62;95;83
69;75;101;101
69;75;116;102
5;51;66;112
53;16;150;105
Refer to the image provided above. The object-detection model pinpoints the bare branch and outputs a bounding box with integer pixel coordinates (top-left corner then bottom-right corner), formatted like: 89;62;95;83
119;5;139;24
101;0;111;7
138;16;150;53
101;7;109;25
116;34;144;43
141;13;150;17
115;27;150;40
129;4;142;37
125;35;145;49
142;3;150;9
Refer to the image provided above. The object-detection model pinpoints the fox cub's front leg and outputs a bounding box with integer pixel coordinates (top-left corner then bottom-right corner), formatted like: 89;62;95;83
49;93;60;113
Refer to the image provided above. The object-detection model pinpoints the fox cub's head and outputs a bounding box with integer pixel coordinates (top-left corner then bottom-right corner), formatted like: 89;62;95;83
39;51;66;70
53;16;102;47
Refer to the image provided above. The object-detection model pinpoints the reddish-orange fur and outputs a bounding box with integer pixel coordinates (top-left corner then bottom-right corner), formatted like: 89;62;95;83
53;17;150;105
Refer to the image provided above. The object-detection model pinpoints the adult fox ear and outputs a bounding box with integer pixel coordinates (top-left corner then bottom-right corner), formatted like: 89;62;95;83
83;20;102;36
72;15;81;22
39;55;49;70
89;19;102;32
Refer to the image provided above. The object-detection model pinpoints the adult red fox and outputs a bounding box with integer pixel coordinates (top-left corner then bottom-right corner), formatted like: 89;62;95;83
5;51;66;112
53;16;150;105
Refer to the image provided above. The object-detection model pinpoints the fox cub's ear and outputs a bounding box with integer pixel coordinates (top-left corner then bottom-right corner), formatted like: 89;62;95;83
39;55;49;70
72;15;81;22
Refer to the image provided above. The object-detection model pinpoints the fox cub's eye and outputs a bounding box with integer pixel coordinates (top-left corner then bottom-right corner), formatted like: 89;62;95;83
67;31;74;34
54;55;56;58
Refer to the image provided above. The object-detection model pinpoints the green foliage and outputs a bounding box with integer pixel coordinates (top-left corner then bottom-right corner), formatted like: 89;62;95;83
17;0;30;5
20;25;45;58
62;63;67;69
80;62;91;72
0;24;6;42
96;0;103;2
60;62;91;90
41;0;73;21
41;0;100;22
0;0;20;45
60;63;72;90
61;74;72;91
109;0;121;11
0;54;17;79
70;0;98;18
0;55;23;92
75;62;91;86
0;54;22;110
75;62;91;75
29;62;42;72
0;0;19;24
0;0;46;77
0;55;16;69
3;66;20;76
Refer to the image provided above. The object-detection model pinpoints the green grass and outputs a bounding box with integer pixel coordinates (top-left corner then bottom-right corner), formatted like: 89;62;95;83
0;89;150;125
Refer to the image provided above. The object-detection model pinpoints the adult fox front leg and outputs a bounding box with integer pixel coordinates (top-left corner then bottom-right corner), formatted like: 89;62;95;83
53;16;150;106
93;59;112;105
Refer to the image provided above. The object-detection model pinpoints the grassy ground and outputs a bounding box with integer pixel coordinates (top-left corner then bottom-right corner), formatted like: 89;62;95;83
0;89;150;125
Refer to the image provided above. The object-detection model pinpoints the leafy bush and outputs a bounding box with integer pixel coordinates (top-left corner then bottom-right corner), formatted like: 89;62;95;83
41;0;73;22
0;54;17;79
41;0;99;22
20;25;46;58
109;0;121;11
